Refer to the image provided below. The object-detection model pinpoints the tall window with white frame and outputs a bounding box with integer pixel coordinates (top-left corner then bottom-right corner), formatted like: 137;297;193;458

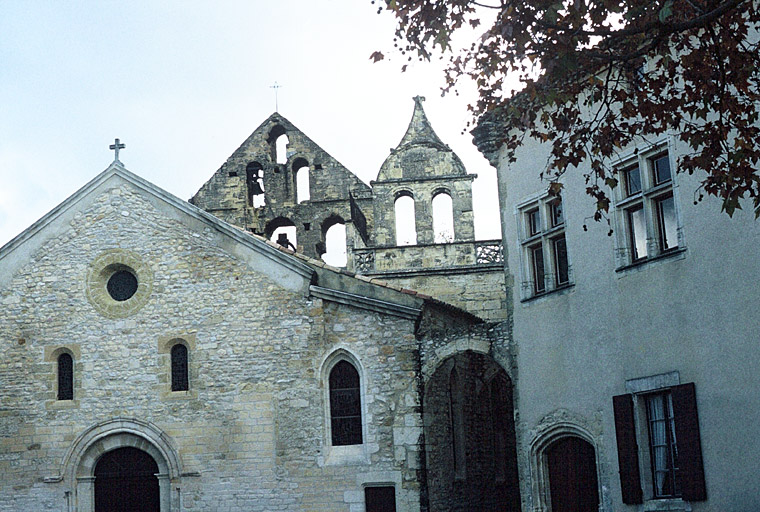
519;195;570;298
616;149;679;266
646;391;680;498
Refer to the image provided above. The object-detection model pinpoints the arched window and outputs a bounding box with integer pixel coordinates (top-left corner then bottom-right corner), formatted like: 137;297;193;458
267;217;298;251
275;134;289;164
394;193;417;246
170;344;189;392
432;191;455;243
293;158;310;203
329;360;362;446
57;353;73;400
246;162;265;208
321;216;347;267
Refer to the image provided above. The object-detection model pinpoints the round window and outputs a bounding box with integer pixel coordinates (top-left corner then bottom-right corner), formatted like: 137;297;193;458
106;269;138;301
86;249;153;318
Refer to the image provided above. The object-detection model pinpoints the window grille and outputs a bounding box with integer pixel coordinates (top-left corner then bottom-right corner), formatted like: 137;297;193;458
329;360;362;446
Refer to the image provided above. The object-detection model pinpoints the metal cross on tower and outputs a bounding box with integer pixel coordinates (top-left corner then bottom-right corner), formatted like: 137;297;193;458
270;82;282;112
109;138;125;162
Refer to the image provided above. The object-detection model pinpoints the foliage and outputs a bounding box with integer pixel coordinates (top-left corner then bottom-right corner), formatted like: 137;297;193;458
372;0;760;217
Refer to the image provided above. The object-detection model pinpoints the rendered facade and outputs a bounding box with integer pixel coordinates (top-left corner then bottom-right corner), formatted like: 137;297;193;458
474;119;760;511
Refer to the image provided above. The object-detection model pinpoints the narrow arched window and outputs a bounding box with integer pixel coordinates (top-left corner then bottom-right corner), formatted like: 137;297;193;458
171;344;189;392
246;162;265;208
57;353;73;400
432;191;455;243
394;193;417;246
275;134;289;164
293;158;310;203
329;360;362;446
322;217;347;267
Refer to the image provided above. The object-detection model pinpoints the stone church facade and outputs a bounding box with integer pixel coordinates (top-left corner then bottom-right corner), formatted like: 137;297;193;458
1;93;758;512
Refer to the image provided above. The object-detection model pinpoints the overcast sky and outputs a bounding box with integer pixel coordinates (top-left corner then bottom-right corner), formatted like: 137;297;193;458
0;1;502;247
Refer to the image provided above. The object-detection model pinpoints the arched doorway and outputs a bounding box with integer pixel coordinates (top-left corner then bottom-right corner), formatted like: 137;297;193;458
546;436;599;512
60;419;180;512
94;447;160;512
423;351;521;511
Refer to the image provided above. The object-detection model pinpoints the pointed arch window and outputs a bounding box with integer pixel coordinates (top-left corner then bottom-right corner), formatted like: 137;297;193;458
170;343;189;392
57;353;74;400
329;360;363;446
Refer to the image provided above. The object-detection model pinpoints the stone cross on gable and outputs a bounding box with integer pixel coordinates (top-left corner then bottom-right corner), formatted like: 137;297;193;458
109;138;125;162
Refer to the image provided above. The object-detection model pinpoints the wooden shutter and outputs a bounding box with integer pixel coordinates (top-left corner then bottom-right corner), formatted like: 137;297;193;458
672;383;707;501
613;394;643;504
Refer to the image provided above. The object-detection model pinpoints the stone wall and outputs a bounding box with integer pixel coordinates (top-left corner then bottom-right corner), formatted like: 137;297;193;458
190;113;373;260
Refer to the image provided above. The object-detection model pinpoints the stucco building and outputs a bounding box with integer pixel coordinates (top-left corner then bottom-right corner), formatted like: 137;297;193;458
474;114;760;511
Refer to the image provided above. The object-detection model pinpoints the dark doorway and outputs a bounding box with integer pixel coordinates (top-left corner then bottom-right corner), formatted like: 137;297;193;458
365;486;397;512
546;437;599;512
94;447;160;512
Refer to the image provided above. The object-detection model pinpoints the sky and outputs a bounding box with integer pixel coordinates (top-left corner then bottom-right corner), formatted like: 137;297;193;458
0;1;502;248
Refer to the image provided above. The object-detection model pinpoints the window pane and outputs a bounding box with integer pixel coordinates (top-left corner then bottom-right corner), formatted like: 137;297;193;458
656;195;678;251
171;344;189;391
652;155;672;184
58;353;73;400
624;166;642;196
527;208;541;236
553;236;569;285
646;392;680;498
365;486;397;512
330;361;362;445
531;244;545;293
627;206;647;261
550;199;564;227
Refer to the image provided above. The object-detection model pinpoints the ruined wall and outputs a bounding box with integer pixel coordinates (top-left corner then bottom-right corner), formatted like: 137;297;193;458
190;113;373;260
0;183;421;512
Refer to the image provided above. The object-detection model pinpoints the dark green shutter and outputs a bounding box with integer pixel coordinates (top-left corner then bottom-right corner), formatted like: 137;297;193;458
613;393;643;504
672;383;707;501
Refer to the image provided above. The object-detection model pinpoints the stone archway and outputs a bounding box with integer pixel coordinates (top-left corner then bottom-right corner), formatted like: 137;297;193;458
529;423;603;512
62;419;180;512
423;351;521;511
